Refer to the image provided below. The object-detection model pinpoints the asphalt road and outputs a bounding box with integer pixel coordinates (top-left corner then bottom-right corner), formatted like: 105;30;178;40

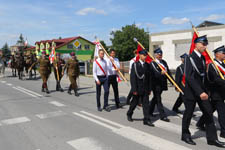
0;69;224;150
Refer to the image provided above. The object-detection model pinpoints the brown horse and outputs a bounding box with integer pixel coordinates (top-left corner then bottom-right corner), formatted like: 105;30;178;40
25;54;37;79
9;55;17;77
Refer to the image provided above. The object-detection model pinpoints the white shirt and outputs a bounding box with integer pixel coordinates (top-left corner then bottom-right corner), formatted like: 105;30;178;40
194;49;201;58
129;57;136;74
139;59;144;66
106;57;120;76
93;58;108;82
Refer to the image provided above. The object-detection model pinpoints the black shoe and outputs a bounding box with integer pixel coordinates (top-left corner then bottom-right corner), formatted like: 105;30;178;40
68;90;72;95
207;140;225;148
59;88;64;92
41;88;45;92
220;134;225;138
97;107;102;112
143;120;155;127
116;104;123;109
103;106;111;112
161;117;170;122
127;115;133;122
181;137;196;145
46;89;50;94
75;91;79;97
150;114;157;117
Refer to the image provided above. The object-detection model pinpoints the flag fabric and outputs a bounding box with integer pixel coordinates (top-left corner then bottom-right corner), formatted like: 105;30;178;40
49;47;55;64
135;43;152;64
24;38;28;47
214;61;225;75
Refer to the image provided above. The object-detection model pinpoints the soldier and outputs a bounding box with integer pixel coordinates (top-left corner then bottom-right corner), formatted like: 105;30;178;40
126;50;137;105
149;48;172;122
127;50;154;127
53;53;65;92
63;52;80;96
196;45;225;139
181;35;225;147
37;51;51;94
93;49;110;112
172;53;188;114
106;49;122;109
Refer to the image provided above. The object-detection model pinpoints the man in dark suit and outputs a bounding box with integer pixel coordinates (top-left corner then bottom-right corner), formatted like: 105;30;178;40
149;48;172;122
181;35;225;148
172;53;188;114
196;45;225;139
127;50;154;127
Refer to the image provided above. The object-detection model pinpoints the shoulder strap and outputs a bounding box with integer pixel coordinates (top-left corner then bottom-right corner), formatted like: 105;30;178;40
189;56;204;77
134;63;144;79
179;66;184;75
95;60;106;75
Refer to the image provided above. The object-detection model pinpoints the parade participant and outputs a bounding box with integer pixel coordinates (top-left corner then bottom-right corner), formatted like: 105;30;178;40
37;51;51;94
107;49;122;109
172;53;188;114
53;53;65;92
93;49;110;112
63;52;80;96
149;48;172;122
126;50;137;105
196;45;225;139
127;50;154;127
181;35;225;147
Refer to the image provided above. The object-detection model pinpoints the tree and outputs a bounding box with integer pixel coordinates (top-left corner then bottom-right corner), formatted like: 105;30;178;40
1;43;11;60
17;33;25;44
110;24;149;61
100;40;108;51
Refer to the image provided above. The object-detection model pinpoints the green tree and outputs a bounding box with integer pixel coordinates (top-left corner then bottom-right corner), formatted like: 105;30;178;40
1;43;11;60
110;24;149;61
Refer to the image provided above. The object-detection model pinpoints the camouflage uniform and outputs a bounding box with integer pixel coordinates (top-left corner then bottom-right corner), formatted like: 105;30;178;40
64;52;80;96
53;53;65;92
37;52;51;94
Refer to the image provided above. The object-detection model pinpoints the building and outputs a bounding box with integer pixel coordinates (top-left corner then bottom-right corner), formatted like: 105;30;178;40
10;43;33;55
35;36;95;61
149;21;225;70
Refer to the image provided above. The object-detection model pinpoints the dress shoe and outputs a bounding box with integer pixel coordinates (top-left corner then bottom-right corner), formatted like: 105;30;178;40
59;88;64;92
97;107;102;112
207;140;225;148
46;89;50;94
127;115;133;122
181;137;196;145
161;117;170;122
68;90;72;95
116;104;123;109
196;125;205;131
103;106;111;112
143;120;155;127
41;88;45;92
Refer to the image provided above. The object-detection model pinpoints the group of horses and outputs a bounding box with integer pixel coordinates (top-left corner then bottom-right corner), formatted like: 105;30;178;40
9;54;37;80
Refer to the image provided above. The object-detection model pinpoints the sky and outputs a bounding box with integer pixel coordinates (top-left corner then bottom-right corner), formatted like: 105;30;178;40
1;0;225;47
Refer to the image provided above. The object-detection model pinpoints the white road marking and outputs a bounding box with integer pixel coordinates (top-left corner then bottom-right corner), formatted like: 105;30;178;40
49;101;65;107
80;111;126;128
7;83;12;86
1;117;31;125
13;87;38;98
67;137;110;150
74;111;191;150
17;86;42;97
36;111;67;119
1;81;6;83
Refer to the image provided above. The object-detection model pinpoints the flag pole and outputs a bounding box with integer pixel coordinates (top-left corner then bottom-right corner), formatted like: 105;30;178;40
190;23;225;80
96;39;128;82
134;38;184;94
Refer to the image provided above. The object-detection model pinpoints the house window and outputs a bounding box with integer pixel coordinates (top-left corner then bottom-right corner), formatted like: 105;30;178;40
84;45;90;50
67;44;73;49
77;45;82;50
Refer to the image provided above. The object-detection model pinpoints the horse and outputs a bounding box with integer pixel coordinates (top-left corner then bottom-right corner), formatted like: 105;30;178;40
25;53;37;79
9;55;17;77
15;54;25;80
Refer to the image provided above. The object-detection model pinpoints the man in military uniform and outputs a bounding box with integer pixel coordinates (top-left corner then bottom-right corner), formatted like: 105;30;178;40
127;50;154;127
172;53;188;114
196;45;225;139
53;53;65;92
181;35;225;147
149;48;172;122
37;51;51;94
63;52;80;96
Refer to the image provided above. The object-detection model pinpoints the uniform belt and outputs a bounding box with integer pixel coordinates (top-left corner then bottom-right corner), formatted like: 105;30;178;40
97;75;106;78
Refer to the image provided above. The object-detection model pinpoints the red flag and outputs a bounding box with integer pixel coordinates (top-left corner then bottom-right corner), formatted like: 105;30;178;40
136;43;152;64
189;32;198;54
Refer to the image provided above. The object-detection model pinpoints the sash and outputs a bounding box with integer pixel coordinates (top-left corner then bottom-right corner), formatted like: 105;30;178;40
95;60;106;75
213;61;225;76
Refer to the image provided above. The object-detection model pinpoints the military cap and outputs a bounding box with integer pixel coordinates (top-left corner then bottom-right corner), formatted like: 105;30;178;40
154;48;163;54
70;52;75;56
180;53;188;58
139;50;148;55
213;45;225;54
194;35;208;45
